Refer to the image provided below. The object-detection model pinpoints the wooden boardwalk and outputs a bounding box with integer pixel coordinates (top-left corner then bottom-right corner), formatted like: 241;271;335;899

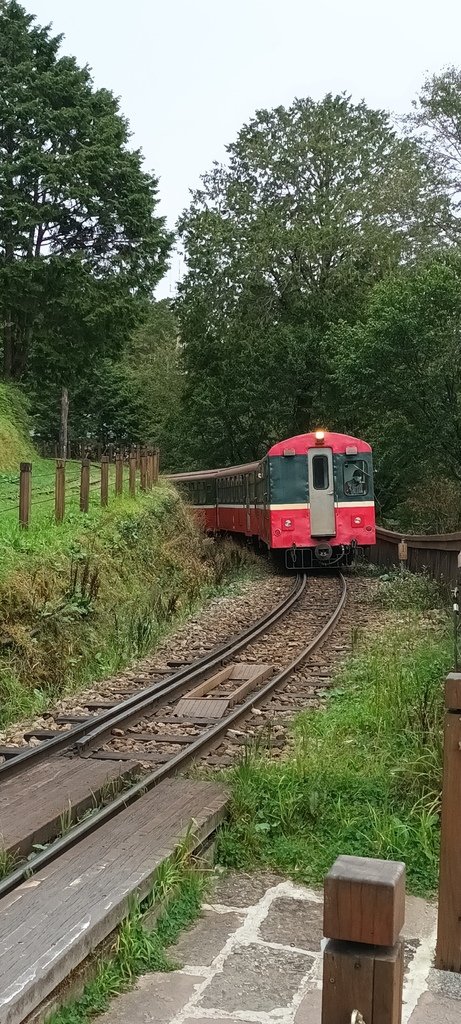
0;756;139;856
0;777;227;1024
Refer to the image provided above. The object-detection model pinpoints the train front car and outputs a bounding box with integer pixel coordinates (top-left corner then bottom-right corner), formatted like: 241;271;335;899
266;431;375;568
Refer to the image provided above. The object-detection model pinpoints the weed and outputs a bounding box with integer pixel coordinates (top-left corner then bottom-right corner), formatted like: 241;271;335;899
373;568;443;612
0;846;17;880
216;621;450;896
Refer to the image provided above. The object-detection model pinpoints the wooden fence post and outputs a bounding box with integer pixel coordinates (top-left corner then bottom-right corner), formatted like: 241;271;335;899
55;460;65;524
19;462;32;529
398;539;407;573
100;456;109;508
322;855;405;1024
80;459;90;513
435;673;461;970
140;448;147;492
136;444;141;470
115;454;123;496
146;450;153;491
153;447;160;483
129;453;137;497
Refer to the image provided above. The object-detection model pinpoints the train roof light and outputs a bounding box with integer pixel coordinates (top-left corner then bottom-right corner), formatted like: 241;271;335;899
283;448;296;456
314;430;325;444
346;445;358;455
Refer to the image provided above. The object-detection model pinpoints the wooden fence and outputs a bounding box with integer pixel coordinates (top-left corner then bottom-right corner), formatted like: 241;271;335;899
6;448;160;530
373;526;461;583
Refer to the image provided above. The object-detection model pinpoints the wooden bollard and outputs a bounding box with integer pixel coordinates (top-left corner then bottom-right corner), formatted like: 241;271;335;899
55;460;65;524
19;462;32;529
100;456;109;508
115;454;123;496
80;459;90;513
322;855;405;1024
146;450;153;491
435;673;461;971
153;447;160;483
129;455;136;498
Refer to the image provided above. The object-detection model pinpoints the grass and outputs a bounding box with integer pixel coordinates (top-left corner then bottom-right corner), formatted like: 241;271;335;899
45;840;207;1024
216;606;450;897
0;481;261;730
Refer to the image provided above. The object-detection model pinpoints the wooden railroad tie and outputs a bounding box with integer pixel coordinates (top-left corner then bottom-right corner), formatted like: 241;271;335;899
175;662;272;720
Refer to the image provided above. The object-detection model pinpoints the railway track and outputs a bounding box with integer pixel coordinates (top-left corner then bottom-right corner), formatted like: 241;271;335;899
0;571;347;901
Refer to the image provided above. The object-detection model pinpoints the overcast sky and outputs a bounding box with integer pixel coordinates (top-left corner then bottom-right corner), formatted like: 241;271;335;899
23;0;461;296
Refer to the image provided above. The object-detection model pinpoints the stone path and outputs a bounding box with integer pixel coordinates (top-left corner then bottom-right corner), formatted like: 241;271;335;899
97;873;461;1024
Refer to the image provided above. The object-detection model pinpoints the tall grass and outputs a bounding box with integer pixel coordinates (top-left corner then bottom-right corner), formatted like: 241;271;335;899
217;621;450;895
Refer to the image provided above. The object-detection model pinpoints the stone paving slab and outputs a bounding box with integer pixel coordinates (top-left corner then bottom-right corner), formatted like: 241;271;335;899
95;872;461;1024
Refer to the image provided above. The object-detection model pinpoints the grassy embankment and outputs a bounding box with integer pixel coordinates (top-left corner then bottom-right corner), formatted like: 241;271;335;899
217;570;450;897
0;383;259;729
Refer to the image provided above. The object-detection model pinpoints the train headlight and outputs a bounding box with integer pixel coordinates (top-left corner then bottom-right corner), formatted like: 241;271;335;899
282;518;294;531
353;516;362;526
315;429;325;443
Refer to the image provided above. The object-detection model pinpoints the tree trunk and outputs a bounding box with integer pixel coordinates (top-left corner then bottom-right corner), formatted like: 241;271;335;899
3;317;13;378
59;388;69;461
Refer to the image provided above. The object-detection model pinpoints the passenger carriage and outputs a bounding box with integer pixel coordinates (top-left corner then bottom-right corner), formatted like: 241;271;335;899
170;430;375;567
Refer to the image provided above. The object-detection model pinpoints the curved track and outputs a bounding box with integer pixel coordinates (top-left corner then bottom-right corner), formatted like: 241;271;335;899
0;572;346;899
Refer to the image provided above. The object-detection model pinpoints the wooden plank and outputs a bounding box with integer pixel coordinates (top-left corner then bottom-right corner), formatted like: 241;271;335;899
0;757;140;858
125;732;196;744
92;751;171;763
185;666;232;699
373;942;404;1024
321;940;374;1023
175;697;229;719
435;699;461;969
324;855;405;947
445;672;461;710
0;747;23;759
228;665;272;707
0;778;228;1024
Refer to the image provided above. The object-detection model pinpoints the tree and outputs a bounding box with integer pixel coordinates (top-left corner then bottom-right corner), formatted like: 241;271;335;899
177;94;449;466
331;255;461;521
0;0;172;381
79;301;184;467
412;67;461;218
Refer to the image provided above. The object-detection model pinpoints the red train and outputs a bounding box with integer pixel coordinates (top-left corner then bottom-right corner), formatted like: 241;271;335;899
170;430;375;567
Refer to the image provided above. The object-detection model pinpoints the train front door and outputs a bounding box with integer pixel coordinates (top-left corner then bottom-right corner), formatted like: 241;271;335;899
307;448;336;537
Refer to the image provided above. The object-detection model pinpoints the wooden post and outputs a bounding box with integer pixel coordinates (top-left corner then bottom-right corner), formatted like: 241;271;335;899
80;459;90;513
115;454;123;496
19;462;32;529
398;539;407;573
153;447;160;483
140;449;147;492
322;855;405;1024
59;387;69;461
146;450;153;491
136;444;141;470
129;454;137;497
100;456;109;508
55;460;65;524
435;673;461;970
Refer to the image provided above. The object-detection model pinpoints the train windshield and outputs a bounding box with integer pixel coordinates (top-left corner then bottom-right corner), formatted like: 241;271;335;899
312;454;329;490
343;460;369;496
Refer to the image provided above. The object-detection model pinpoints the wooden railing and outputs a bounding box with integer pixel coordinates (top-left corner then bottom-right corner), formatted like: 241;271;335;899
373;526;461;582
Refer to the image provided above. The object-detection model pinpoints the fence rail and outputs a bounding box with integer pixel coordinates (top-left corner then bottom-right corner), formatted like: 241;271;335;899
373;526;461;581
2;448;160;530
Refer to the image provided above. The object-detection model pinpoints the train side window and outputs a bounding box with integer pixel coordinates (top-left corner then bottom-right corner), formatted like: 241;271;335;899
312;455;329;490
343;460;368;496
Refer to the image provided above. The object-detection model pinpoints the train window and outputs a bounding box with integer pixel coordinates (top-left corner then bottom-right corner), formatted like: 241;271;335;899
312;455;329;490
343;460;368;497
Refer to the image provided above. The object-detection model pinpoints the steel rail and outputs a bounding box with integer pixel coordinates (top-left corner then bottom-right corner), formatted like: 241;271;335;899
0;574;306;778
0;573;346;900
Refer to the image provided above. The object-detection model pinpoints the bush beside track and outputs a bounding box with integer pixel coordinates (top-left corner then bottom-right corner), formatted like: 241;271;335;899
217;572;450;897
0;482;255;729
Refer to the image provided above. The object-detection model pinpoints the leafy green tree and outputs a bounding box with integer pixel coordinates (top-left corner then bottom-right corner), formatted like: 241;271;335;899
0;0;171;382
78;301;184;467
331;255;461;522
412;67;461;217
178;94;448;466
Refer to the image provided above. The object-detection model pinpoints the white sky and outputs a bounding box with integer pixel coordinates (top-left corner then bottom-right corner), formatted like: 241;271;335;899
23;0;461;296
